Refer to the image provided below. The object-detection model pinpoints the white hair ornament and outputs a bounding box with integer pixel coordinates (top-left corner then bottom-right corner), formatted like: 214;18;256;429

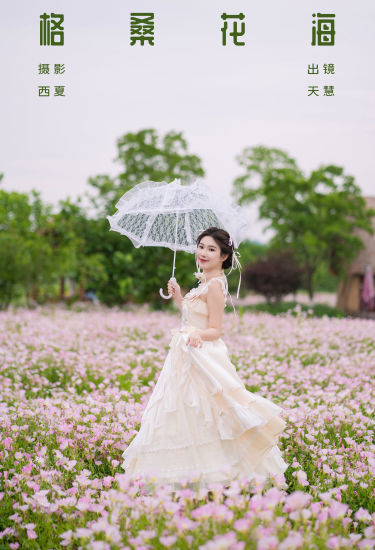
227;236;242;299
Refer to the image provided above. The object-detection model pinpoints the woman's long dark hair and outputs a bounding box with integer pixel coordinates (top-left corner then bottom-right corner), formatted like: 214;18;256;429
196;227;233;269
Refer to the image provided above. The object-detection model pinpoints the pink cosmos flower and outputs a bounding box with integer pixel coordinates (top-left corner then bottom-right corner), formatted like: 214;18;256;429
327;500;349;520
296;470;309;486
284;491;311;512
355;508;372;523
234;518;252;532
159;535;177;547
279;531;304;550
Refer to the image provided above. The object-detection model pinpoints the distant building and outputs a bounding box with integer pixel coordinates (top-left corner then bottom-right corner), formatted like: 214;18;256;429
336;196;375;316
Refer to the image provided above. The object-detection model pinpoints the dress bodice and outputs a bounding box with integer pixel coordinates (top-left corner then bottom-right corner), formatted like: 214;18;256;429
181;297;210;330
181;274;228;331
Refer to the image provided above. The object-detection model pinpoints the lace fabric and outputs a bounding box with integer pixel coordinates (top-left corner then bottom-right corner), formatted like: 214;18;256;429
106;178;248;302
107;178;249;253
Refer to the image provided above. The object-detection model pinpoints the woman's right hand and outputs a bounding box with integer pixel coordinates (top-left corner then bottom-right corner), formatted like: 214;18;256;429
168;278;182;301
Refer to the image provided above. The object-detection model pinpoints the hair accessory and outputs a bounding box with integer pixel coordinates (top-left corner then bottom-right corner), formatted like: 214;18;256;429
225;234;242;299
227;249;242;299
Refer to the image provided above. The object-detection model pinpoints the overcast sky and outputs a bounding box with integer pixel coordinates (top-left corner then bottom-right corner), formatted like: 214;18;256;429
1;0;374;243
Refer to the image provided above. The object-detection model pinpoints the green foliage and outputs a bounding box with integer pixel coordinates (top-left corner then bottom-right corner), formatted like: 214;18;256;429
312;259;340;292
86;128;205;217
0;231;29;309
0;129;206;308
240;301;345;318
0;138;366;308
232;146;375;300
82;128;206;306
0;190;57;308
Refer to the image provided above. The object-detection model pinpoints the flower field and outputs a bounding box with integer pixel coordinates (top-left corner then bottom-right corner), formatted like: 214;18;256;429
0;304;374;549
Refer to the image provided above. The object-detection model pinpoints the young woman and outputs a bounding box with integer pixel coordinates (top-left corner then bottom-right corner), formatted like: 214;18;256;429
121;227;288;495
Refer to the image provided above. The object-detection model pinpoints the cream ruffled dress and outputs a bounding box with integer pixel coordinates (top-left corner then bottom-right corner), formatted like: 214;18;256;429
121;273;288;493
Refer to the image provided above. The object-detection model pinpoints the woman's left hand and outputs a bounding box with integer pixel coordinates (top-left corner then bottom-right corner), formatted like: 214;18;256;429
186;330;203;348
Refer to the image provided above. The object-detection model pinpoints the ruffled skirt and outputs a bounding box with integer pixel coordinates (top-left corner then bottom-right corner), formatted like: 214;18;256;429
121;329;288;493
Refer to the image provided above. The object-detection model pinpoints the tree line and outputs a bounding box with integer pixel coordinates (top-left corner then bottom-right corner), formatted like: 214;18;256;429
1;129;374;310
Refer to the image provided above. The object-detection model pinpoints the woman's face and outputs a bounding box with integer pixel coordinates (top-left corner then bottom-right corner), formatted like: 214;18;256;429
196;235;228;271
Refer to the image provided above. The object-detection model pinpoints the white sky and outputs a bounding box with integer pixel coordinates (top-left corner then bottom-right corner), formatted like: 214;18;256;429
1;0;374;243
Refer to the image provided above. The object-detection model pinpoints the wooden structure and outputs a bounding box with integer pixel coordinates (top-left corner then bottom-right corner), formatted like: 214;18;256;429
336;196;375;316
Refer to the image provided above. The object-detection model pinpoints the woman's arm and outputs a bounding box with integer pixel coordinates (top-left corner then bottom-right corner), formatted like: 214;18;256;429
175;298;183;314
167;279;183;313
196;281;226;342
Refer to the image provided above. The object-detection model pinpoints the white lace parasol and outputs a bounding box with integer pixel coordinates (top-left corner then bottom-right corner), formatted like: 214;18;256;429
107;178;249;298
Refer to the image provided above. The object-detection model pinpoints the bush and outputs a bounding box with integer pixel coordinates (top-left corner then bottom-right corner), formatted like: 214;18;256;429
243;249;304;303
239;301;345;318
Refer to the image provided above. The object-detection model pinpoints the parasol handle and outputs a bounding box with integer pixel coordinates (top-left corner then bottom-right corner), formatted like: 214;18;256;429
159;277;176;300
160;244;178;299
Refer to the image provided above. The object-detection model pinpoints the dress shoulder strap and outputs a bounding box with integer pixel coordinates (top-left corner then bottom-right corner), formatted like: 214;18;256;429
185;273;228;302
199;275;228;299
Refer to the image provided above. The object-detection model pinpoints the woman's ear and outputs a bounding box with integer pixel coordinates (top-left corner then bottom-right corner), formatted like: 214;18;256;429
221;253;229;263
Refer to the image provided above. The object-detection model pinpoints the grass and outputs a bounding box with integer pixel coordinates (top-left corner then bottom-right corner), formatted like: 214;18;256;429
238;301;346;318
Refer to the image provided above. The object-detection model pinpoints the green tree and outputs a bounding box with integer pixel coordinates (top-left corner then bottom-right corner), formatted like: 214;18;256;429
38;197;83;301
0;231;29;309
232;145;375;302
24;191;55;303
84;128;206;307
86;128;205;216
0;189;57;308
